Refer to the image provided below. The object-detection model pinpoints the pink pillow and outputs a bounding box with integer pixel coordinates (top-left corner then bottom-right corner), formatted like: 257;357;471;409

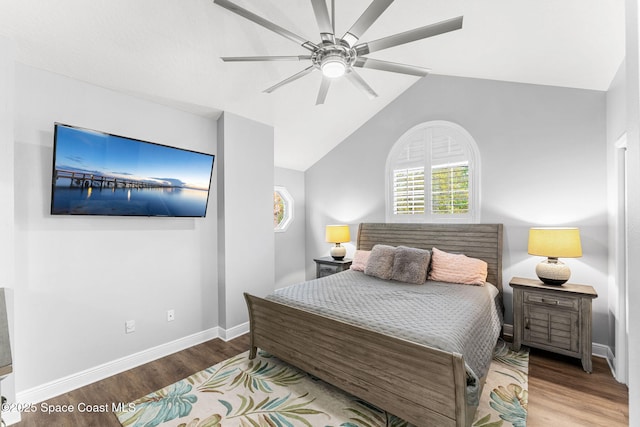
350;250;371;271
428;247;488;286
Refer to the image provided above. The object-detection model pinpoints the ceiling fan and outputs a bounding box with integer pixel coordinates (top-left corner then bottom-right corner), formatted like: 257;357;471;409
213;0;463;105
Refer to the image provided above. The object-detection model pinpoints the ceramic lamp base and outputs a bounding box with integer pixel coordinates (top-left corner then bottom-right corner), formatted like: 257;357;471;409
330;244;346;260
536;258;570;285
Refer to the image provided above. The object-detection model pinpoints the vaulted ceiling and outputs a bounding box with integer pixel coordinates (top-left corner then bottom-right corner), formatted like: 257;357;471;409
0;0;625;170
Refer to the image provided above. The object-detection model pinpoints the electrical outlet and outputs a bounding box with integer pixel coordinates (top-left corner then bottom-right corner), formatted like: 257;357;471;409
125;319;136;334
167;309;175;322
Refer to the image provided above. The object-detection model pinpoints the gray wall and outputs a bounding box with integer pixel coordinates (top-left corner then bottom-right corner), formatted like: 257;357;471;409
217;112;275;329
10;64;219;392
305;74;610;345
274;167;306;289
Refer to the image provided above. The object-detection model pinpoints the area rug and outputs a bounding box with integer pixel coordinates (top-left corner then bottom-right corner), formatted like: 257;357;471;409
116;339;528;427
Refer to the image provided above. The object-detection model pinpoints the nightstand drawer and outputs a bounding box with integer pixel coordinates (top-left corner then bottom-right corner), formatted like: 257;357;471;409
314;257;352;278
523;290;579;311
318;264;340;277
524;304;579;353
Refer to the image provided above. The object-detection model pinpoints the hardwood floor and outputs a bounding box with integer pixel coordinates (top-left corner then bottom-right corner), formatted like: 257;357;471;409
527;348;628;426
12;335;628;426
13;336;250;427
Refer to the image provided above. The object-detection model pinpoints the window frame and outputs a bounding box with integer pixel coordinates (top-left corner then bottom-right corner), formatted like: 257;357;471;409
385;120;481;223
274;186;294;232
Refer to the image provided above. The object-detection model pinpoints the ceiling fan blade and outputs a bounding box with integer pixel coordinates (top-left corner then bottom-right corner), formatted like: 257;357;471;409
356;15;463;56
222;55;312;62
214;0;318;51
316;76;331;105
354;57;430;76
310;0;334;43
263;66;316;93
342;0;394;48
345;69;378;99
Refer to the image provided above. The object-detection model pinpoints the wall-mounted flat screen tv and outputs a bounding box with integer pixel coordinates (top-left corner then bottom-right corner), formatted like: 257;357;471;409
51;123;215;217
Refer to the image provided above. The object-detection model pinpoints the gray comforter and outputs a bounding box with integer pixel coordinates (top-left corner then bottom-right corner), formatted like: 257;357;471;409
267;269;503;405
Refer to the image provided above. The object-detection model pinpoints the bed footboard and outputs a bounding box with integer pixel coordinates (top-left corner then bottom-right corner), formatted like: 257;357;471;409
244;292;475;427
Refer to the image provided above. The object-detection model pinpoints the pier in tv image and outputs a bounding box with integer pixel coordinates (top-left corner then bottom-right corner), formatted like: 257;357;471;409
51;124;215;217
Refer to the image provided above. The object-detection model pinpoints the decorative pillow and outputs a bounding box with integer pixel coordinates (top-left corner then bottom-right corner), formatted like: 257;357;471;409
364;245;396;280
391;246;431;285
350;250;371;272
428;247;488;286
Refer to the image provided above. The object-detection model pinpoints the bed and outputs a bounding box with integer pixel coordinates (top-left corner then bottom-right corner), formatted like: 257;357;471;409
244;223;504;427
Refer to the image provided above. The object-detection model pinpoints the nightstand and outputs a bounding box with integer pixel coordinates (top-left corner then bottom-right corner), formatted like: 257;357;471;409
510;276;598;372
314;257;352;278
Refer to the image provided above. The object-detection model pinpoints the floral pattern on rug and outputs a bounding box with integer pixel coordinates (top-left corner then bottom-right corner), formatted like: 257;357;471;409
473;340;529;427
116;340;528;427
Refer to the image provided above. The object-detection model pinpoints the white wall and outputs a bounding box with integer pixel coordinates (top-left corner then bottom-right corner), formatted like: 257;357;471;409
0;36;16;418
305;74;610;346
274;167;306;289
11;65;219;396
624;0;640;424
217;112;274;330
605;61;627;382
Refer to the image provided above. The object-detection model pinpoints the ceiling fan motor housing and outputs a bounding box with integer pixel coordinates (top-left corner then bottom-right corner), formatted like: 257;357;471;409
314;43;356;78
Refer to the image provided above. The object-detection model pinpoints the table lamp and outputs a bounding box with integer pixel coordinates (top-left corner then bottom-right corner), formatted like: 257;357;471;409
528;227;582;285
325;225;350;260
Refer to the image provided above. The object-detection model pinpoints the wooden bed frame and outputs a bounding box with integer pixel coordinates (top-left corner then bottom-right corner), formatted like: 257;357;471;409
244;223;503;427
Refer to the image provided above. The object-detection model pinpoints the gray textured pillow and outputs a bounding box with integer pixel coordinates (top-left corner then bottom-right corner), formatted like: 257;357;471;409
391;246;431;285
364;244;396;280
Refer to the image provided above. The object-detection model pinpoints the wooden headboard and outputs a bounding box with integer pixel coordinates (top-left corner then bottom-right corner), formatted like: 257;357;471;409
356;223;504;292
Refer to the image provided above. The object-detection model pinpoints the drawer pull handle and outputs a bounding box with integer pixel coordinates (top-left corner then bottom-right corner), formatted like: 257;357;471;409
525;318;529;330
541;298;559;305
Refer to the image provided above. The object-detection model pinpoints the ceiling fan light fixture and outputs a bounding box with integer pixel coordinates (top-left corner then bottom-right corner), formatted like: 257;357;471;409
321;53;347;78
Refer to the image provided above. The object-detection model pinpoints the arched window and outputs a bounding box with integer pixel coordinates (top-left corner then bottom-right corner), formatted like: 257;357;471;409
274;186;294;232
385;120;480;223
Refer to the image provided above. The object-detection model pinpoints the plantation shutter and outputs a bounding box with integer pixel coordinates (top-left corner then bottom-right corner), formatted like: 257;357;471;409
392;135;425;215
430;134;469;214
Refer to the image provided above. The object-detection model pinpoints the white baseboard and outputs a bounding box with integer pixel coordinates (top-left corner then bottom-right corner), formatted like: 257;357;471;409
219;321;249;342
2;410;20;426
592;342;609;359
603;346;627;384
5;327;222;424
9;322;251;418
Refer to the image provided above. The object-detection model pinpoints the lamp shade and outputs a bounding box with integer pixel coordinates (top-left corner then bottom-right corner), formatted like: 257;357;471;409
528;227;582;258
325;225;350;243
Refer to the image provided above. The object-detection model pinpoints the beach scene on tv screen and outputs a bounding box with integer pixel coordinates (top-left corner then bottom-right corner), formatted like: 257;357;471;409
51;125;214;216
